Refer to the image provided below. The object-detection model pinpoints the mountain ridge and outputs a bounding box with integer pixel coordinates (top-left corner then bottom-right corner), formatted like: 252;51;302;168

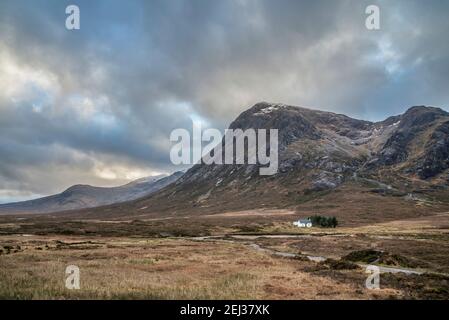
4;102;449;222
0;171;184;215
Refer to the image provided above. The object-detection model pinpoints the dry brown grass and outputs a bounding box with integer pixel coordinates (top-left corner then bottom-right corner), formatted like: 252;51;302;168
251;213;449;274
1;205;449;299
0;235;400;300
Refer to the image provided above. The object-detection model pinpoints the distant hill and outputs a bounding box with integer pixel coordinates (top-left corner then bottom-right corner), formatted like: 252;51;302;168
67;102;449;222
0;171;184;215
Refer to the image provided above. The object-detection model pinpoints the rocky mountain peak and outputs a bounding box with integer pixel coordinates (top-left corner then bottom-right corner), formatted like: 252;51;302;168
182;103;449;200
399;105;448;129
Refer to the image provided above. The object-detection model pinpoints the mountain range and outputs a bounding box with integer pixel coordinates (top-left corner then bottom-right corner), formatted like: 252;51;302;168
63;102;449;222
2;102;449;223
0;172;183;215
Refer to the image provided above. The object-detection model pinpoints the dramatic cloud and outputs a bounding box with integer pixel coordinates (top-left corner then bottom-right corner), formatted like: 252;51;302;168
0;0;448;202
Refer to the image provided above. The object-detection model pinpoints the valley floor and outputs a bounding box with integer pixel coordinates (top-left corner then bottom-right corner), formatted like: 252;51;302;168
0;212;449;299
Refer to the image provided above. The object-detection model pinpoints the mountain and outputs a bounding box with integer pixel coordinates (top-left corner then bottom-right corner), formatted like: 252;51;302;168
0;171;184;215
17;103;449;223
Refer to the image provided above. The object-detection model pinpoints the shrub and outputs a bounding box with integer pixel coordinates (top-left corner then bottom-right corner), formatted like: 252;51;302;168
342;250;382;263
322;258;360;270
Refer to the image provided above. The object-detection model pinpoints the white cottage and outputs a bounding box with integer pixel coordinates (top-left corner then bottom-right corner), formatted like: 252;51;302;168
293;219;312;228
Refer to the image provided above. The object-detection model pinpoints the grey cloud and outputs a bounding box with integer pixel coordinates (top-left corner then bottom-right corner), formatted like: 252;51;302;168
0;0;448;201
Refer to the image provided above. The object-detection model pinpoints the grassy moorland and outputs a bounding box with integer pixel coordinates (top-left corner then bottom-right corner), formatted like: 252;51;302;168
0;235;399;299
0;211;449;299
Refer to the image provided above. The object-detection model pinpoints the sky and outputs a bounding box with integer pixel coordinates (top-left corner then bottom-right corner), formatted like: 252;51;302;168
0;0;448;203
